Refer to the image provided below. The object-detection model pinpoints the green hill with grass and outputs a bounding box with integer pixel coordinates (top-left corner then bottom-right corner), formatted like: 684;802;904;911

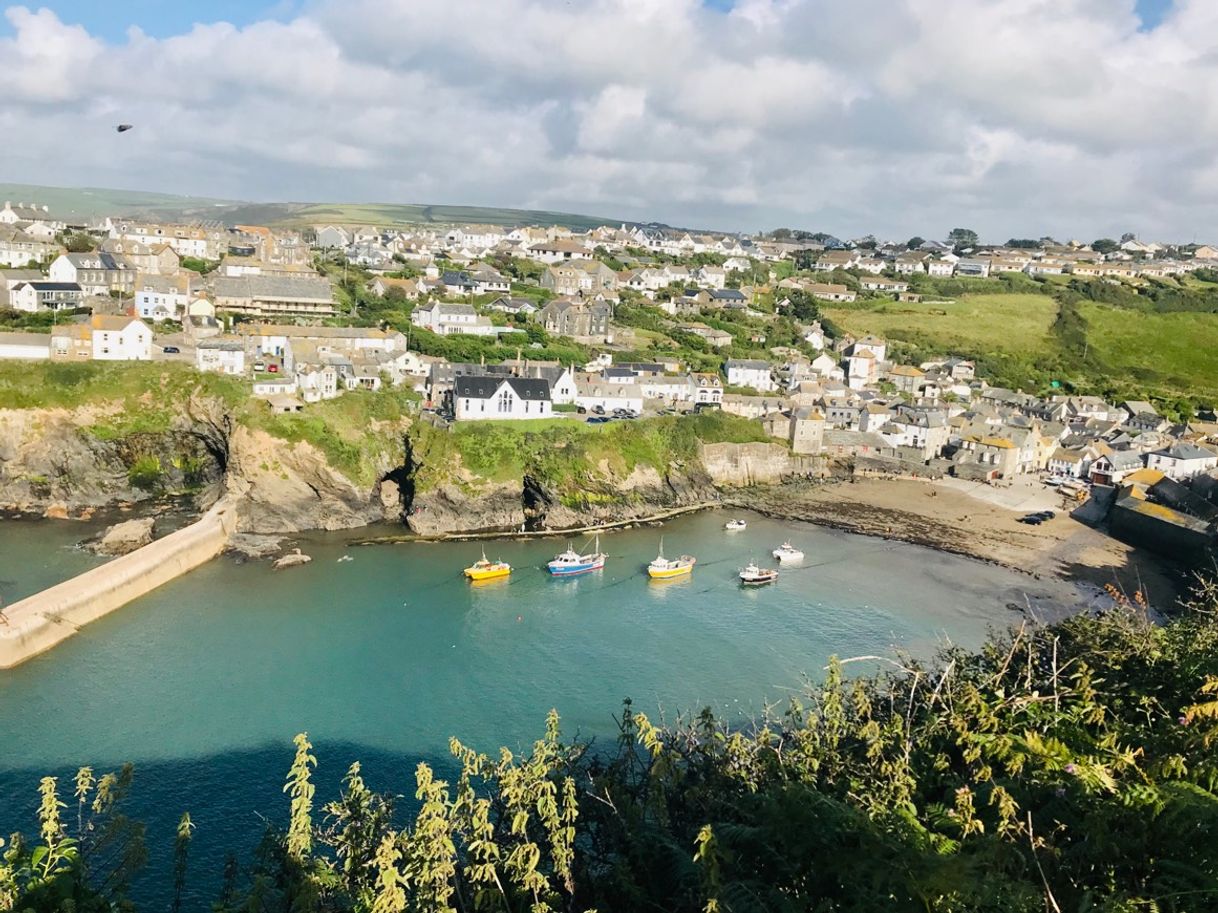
0;182;618;231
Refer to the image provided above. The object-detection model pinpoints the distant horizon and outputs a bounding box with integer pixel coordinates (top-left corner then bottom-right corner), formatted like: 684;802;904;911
4;180;1211;248
1;1;1213;241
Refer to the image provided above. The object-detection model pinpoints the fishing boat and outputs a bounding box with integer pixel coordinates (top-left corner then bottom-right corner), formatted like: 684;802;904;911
464;549;512;581
647;538;696;580
724;518;747;531
772;541;804;563
739;561;778;585
547;535;606;576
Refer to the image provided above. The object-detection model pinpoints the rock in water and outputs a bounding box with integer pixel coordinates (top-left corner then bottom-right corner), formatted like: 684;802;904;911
273;548;312;570
91;517;155;555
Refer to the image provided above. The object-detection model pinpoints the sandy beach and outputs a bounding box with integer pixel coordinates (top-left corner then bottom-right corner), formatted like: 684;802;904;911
740;475;1185;610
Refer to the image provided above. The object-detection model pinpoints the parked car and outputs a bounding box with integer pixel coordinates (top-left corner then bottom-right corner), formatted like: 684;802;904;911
592;405;605;415
162;345;180;354
576;405;587;414
586;416;611;425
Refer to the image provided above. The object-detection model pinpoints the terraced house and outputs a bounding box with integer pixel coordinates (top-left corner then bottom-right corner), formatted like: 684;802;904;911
213;275;336;317
48;252;135;296
540;260;618;296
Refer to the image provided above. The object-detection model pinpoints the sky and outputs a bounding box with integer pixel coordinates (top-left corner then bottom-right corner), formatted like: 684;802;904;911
1;0;1214;242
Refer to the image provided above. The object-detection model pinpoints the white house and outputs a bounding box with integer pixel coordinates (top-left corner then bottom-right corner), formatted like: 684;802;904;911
524;240;590;264
48;252;134;296
135;275;192;321
411;301;497;336
1145;443;1218;481
89;315;152;361
195;337;247;375
0;331;50;360
724;359;775;392
452;375;552;421
8;281;84;312
575;382;645;415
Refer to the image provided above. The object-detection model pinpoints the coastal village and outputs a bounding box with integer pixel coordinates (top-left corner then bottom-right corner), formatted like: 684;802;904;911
2;199;1217;566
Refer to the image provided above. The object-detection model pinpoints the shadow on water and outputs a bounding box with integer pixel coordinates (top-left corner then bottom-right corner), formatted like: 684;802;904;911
0;740;464;910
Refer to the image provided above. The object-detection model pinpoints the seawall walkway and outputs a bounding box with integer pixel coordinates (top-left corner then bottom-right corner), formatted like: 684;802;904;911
0;498;238;669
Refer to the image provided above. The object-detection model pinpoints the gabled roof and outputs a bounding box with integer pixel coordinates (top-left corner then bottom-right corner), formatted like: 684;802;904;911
454;375;551;401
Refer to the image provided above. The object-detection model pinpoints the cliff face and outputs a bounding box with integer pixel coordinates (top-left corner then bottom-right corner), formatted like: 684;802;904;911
0;399;408;533
406;440;823;536
2;400;823;536
223;425;402;533
0;404;227;515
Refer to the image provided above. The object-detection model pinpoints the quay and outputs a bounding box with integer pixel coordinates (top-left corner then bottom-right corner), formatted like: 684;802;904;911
0;498;238;669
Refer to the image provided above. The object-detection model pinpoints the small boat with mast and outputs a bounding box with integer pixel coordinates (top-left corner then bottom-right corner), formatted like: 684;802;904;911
647;537;696;580
547;534;607;577
464;549;512;581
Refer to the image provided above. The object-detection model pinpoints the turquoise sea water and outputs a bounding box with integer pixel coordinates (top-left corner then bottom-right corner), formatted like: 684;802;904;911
0;510;1095;904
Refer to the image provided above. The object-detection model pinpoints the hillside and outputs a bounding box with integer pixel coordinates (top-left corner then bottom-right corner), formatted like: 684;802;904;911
0;182;618;231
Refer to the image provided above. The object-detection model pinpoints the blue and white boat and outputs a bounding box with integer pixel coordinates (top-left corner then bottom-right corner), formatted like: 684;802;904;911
547;535;606;576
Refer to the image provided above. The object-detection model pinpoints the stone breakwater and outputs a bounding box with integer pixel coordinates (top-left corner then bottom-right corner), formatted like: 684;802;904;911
0;497;239;669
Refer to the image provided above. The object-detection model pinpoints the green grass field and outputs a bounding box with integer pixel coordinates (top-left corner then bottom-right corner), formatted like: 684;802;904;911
824;293;1058;357
1080;303;1218;402
282;201;615;231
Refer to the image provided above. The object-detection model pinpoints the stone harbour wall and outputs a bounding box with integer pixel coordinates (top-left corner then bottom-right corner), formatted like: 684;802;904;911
0;497;239;669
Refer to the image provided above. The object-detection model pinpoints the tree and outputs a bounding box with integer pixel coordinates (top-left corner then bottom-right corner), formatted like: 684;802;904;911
1091;238;1119;254
947;228;979;248
906;236;925;250
1006;238;1039;249
60;231;94;253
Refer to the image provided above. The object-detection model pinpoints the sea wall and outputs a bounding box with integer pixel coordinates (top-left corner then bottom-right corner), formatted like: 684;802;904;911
0;497;238;669
699;441;822;487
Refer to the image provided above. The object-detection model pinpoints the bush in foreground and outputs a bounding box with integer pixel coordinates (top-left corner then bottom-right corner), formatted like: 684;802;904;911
3;588;1217;912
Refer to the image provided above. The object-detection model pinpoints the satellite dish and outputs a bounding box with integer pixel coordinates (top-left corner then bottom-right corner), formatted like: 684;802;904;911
116;124;134;133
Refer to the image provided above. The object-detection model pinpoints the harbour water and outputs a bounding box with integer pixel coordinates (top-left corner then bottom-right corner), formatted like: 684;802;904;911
0;510;1094;903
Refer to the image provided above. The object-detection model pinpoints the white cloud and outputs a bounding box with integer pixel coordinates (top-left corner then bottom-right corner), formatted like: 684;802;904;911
1;0;1216;240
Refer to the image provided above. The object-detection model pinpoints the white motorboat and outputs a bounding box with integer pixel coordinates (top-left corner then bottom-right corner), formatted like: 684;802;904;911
739;561;778;585
772;541;804;562
724;518;747;531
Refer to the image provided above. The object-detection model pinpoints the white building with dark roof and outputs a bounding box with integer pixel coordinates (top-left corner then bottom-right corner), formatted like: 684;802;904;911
451;375;553;421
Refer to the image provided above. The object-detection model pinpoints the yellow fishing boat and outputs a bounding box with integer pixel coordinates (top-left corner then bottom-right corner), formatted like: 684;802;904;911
464;549;511;581
646;538;696;580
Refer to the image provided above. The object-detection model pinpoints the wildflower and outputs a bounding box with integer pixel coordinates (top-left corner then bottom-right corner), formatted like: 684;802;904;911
1064;763;1077;775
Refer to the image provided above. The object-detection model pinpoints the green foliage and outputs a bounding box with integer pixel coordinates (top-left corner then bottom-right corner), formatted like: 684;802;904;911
248;386;419;488
4;589;1217;912
180;256;220;275
948;227;979;247
0;361;249;411
127;455;163;490
60;231;96;253
411;412;770;496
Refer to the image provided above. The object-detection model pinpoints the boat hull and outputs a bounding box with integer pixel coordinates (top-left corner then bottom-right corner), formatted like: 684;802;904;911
648;564;693;580
547;558;605;577
740;574;778;585
465;567;511;581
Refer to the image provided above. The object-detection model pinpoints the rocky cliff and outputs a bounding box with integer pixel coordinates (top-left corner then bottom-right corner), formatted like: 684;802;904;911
0;398;408;534
406;439;823;536
2;398;823;538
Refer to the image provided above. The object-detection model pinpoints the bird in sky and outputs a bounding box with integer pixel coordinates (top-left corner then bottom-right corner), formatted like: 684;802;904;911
115;124;134;133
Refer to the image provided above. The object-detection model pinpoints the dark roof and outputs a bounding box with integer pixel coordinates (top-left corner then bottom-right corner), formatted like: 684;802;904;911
454;375;551;401
22;281;83;292
710;289;746;300
442;270;473;286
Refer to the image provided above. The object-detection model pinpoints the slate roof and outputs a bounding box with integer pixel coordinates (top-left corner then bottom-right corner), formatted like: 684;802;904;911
454;375;551;401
